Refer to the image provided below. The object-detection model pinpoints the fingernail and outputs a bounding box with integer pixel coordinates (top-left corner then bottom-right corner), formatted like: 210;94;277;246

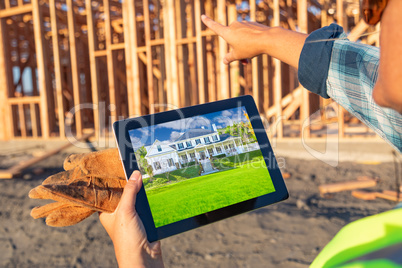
241;59;249;65
129;171;141;181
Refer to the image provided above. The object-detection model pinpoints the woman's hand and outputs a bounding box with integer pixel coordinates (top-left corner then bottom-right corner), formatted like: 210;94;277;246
201;15;270;64
99;171;164;268
201;15;307;68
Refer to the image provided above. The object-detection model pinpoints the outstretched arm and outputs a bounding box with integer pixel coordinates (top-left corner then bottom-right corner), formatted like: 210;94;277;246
201;15;307;68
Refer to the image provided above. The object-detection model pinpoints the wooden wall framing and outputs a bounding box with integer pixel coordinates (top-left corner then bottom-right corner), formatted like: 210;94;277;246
0;0;380;141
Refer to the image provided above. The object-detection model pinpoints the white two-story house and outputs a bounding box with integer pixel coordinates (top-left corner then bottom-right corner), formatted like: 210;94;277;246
144;124;255;175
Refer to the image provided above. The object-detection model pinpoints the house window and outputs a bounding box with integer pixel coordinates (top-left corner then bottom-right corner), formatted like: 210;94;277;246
186;141;192;147
224;145;228;150
195;139;201;145
157;145;162;152
167;158;174;167
154;161;161;170
216;147;222;154
229;144;234;149
208;148;214;155
178;143;184;149
190;152;196;159
181;154;188;161
204;137;210;143
213;135;218;141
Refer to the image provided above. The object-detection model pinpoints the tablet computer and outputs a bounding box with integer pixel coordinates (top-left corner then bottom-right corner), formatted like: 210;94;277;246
113;95;288;242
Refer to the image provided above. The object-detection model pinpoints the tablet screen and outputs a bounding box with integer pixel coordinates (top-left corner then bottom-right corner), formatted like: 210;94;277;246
128;106;276;228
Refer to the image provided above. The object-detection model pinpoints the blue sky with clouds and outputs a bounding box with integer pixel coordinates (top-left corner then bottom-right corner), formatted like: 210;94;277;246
129;106;249;150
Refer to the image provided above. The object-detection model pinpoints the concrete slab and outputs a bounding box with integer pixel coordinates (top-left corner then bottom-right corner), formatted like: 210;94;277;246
272;137;398;164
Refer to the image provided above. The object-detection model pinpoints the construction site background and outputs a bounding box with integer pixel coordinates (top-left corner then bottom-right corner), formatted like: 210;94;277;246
0;0;381;142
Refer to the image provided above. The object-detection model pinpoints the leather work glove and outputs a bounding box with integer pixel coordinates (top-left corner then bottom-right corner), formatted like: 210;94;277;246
29;148;127;227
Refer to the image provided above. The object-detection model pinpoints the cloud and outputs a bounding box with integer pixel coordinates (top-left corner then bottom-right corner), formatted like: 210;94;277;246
213;116;232;127
170;131;182;141
156;121;185;130
130;136;141;145
222;110;232;117
138;128;150;136
186;116;211;129
158;140;173;146
155;116;211;131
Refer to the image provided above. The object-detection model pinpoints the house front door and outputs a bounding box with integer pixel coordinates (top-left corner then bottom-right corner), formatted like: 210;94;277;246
199;151;206;160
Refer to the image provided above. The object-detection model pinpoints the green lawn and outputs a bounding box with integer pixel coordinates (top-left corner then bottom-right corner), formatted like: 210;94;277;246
146;158;275;228
144;150;265;190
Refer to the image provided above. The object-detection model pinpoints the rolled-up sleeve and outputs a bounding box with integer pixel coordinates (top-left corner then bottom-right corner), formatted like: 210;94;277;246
298;24;344;99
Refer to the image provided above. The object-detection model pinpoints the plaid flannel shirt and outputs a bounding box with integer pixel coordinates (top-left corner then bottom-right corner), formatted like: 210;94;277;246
299;24;402;152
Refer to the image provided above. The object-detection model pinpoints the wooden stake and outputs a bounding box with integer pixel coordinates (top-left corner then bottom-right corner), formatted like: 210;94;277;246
228;2;239;99
262;54;271;115
50;0;65;138
166;0;179;108
0;18;11;140
336;0;345;138
175;0;187;108
123;0;142;116
298;0;310;139
217;0;228;100
205;0;216;102
273;0;283;138
32;0;50;138
337;0;346;32
186;1;197;106
30;103;38;137
195;0;205;104
144;0;155;112
155;1;167;110
250;0;260;109
104;0;117;122
86;0;101;138
4;0;10;9
18;104;27;137
67;0;83;137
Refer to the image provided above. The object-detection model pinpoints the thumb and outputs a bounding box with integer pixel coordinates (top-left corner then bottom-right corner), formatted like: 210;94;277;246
224;51;236;65
118;171;143;213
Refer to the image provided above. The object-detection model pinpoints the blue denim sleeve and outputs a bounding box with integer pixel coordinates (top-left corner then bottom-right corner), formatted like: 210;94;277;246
298;24;345;99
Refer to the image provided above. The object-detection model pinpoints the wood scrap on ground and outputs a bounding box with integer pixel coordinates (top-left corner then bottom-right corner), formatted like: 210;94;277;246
0;132;94;179
376;191;402;202
351;190;377;200
352;190;402;202
319;177;378;197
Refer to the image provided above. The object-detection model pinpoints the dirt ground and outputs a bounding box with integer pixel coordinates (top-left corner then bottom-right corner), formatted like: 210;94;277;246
0;146;399;268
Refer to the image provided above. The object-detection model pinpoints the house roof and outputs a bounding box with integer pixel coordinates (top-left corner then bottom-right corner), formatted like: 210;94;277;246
175;134;239;152
174;129;215;142
145;139;177;157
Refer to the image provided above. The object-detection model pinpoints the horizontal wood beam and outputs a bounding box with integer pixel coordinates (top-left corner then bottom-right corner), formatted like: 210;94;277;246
7;96;41;104
0;4;32;18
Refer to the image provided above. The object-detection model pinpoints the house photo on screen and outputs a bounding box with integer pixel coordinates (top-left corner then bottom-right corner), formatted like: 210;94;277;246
128;107;275;228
